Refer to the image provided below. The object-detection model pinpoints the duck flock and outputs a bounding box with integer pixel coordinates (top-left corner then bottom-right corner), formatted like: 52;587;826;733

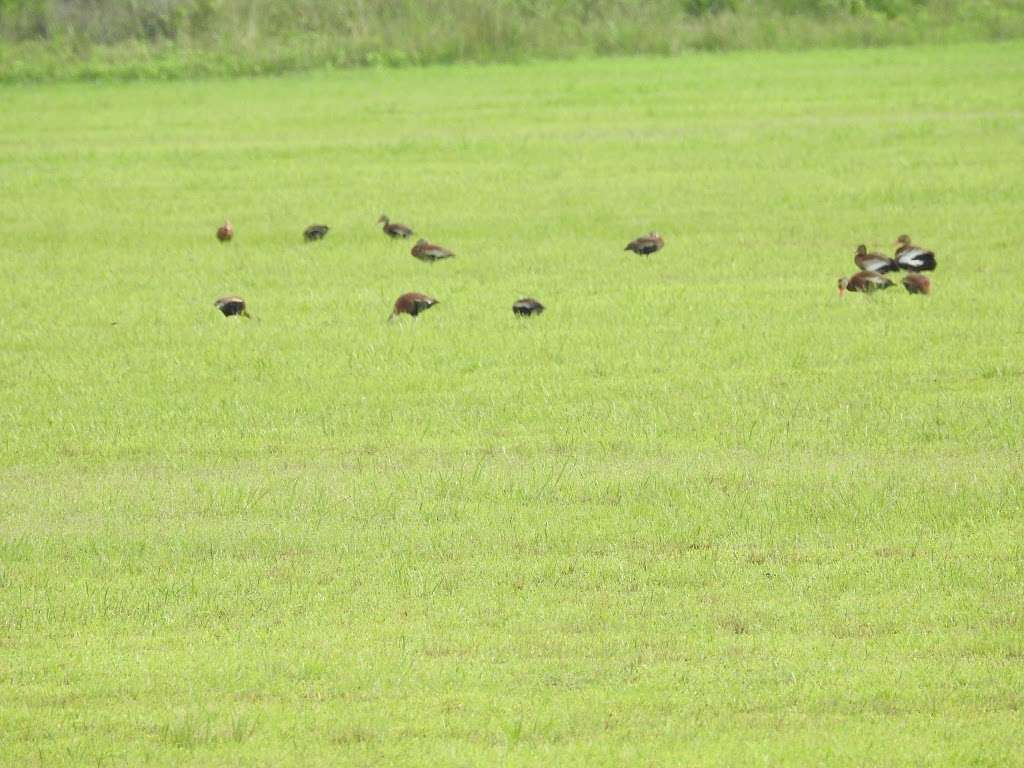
839;234;937;297
212;216;665;321
212;217;935;320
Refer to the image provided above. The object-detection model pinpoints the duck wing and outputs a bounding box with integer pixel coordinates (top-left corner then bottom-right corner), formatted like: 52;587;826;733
895;247;936;272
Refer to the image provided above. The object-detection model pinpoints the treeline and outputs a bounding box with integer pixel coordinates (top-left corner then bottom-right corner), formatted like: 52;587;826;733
1;0;1022;80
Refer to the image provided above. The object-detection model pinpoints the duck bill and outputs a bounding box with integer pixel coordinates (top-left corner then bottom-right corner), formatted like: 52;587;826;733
838;287;846;299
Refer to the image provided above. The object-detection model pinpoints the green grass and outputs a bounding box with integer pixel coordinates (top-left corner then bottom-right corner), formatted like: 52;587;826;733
1;41;1023;766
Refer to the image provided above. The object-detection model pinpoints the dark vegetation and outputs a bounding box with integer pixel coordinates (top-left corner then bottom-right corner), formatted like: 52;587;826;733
1;0;1022;80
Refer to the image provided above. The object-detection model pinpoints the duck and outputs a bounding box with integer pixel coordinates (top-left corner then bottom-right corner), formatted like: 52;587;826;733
378;214;414;239
625;232;664;255
411;238;455;263
854;244;897;273
837;271;895;297
389;292;439;321
894;235;936;271
216;220;234;242
513;298;545;317
214;295;250;317
902;274;931;295
303;224;329;242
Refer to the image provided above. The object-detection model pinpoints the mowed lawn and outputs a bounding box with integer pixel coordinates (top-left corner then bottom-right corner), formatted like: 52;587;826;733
1;42;1023;766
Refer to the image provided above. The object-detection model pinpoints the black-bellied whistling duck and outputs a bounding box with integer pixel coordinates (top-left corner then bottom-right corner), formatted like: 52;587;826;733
837;271;895;297
513;298;544;317
902;274;931;295
894;235;936;271
389;292;439;321
304;224;329;242
625;232;664;255
411;239;454;263
214;295;250;317
854;244;896;273
217;220;234;242
378;214;414;239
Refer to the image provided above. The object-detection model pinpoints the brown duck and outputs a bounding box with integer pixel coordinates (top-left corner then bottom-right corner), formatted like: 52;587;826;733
216;220;234;243
378;214;414;239
513;298;545;317
411;239;455;263
214;295;250;317
854;244;897;273
625;232;664;255
389;292;439;321
902;274;931;295
837;271;895;297
894;235;936;271
303;224;329;242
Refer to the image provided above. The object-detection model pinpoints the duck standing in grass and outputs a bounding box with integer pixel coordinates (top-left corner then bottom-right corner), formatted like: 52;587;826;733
411;239;455;263
894;234;936;271
513;298;545;317
304;224;329;242
378;214;414;239
389;292;439;321
854;244;897;273
214;295;251;317
837;271;895;297
902;274;932;295
625;232;664;255
216;220;234;242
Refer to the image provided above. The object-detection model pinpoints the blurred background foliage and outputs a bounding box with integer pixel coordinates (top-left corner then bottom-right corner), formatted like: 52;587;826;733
1;0;1022;80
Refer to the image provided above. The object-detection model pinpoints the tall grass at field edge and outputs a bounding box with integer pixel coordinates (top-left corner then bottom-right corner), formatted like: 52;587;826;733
1;0;1023;81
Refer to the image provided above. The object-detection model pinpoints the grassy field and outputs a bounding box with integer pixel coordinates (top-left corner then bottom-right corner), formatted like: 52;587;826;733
2;41;1023;766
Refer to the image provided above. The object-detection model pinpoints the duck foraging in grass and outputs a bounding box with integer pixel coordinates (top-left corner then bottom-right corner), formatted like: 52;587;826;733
303;224;329;242
837;271;895;298
214;295;251;318
894;234;936;272
902;274;932;295
625;232;664;256
854;244;897;274
378;214;414;239
512;298;545;317
389;292;439;321
216;220;234;242
411;238;455;263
